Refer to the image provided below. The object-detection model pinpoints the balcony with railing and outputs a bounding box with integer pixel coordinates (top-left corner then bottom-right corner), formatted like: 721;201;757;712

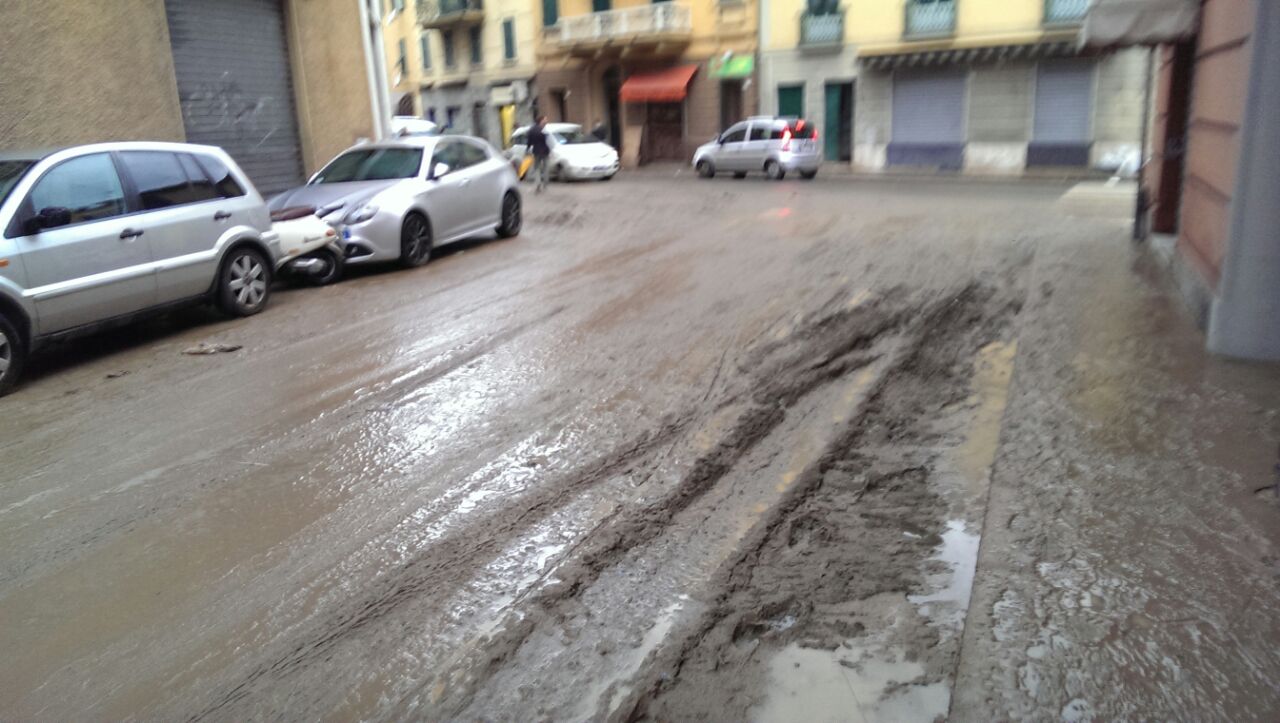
800;10;844;49
546;3;693;54
416;0;484;30
1043;0;1088;26
904;0;956;38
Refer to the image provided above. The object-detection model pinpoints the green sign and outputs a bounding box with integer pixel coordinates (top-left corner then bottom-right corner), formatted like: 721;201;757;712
712;54;755;79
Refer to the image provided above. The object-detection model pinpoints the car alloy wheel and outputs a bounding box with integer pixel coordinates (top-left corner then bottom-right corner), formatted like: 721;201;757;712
401;213;433;268
765;160;786;181
697;160;715;179
229;255;267;308
498;192;522;238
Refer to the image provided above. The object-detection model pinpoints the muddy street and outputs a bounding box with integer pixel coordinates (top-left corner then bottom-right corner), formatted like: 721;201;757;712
2;174;1277;721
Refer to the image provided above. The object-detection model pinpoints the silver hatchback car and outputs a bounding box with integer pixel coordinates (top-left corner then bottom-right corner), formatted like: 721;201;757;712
0;142;280;395
268;135;521;269
693;116;821;181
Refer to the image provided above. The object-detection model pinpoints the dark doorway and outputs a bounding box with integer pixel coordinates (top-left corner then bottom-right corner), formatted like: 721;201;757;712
551;89;568;122
824;82;853;162
720;80;743;130
643;102;684;162
1154;42;1194;234
603;66;623;151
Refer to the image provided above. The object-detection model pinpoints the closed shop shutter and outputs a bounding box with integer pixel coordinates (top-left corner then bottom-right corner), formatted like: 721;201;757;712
165;0;305;196
1030;60;1094;166
889;70;966;168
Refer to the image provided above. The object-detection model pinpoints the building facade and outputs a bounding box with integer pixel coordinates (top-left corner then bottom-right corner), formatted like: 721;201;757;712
382;0;539;148
0;0;380;196
843;0;1146;175
1124;0;1279;361
534;0;758;167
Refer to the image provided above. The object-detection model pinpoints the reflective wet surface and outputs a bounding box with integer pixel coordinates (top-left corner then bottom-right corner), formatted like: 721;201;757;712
1;173;1276;720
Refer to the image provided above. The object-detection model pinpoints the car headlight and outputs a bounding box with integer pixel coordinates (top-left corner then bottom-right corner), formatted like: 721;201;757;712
343;204;378;224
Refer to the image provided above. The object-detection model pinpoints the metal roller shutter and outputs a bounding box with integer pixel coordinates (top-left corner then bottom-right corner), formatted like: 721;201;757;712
165;0;305;196
889;70;966;169
1030;60;1094;166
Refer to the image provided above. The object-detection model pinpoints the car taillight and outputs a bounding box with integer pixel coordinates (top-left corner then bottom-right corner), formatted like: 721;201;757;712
781;128;792;152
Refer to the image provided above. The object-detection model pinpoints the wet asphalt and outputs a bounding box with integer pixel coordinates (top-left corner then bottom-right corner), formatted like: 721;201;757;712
1;172;1277;721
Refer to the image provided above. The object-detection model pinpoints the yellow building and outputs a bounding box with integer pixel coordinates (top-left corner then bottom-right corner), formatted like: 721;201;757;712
381;0;541;147
535;0;758;166
759;0;1147;174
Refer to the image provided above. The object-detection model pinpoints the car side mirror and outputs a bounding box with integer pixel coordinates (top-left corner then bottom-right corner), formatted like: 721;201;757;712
430;162;451;180
25;206;72;234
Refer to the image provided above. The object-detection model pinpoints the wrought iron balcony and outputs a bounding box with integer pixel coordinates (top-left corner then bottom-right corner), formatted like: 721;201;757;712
1043;0;1088;26
416;0;483;30
904;0;956;38
548;3;692;51
800;11;844;49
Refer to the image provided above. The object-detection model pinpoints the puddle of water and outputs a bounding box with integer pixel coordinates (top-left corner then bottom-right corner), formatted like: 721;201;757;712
909;519;980;629
757;642;948;723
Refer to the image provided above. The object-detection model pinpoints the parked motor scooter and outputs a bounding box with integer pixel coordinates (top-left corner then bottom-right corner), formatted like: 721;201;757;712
270;206;344;286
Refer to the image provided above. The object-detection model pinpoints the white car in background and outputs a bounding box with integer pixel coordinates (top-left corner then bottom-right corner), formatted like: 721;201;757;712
506;123;620;182
391;116;439;138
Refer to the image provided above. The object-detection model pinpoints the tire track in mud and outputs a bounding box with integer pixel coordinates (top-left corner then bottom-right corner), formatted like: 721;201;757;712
410;281;1025;721
407;285;1014;719
627;283;1026;722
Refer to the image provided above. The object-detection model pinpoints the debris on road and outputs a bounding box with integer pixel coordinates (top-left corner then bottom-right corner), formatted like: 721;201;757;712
182;343;243;356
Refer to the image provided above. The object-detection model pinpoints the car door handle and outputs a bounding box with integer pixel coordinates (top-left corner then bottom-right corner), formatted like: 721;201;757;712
119;228;143;240
213;211;232;221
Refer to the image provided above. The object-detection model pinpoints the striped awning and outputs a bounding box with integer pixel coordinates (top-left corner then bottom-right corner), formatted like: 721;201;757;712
861;41;1081;70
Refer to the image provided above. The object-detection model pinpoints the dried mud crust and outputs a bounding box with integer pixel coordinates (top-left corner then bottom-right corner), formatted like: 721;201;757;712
416;281;1024;720
625;283;1026;722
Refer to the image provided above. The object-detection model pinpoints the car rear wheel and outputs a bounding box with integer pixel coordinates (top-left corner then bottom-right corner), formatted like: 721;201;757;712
497;191;522;238
696;160;715;179
217;246;272;316
400;213;433;268
800;170;818;180
0;313;26;397
765;160;786;181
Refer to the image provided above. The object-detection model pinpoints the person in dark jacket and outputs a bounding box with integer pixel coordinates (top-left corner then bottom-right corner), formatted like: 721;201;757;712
528;116;551;192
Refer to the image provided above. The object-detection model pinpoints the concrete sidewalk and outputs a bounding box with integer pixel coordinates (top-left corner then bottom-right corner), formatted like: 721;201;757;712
951;225;1280;720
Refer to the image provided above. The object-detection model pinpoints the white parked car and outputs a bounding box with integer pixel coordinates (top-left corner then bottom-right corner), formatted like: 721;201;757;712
506;123;620;182
267;136;521;269
391;116;439;138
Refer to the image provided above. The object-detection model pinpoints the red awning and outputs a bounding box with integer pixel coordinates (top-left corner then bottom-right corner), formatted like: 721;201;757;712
618;65;699;103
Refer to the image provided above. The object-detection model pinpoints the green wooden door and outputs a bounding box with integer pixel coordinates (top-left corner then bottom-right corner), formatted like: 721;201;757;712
778;85;803;119
824;84;842;161
592;0;610;12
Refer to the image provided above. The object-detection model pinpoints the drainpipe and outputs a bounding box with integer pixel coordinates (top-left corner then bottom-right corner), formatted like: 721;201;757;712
358;0;393;140
1133;46;1155;240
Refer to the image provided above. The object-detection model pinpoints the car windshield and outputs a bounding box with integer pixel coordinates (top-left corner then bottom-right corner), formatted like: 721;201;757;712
311;148;423;184
0;160;36;205
550;129;595;145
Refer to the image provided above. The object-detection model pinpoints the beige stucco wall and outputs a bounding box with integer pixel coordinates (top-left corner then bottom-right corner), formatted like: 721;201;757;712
0;0;185;148
285;0;378;174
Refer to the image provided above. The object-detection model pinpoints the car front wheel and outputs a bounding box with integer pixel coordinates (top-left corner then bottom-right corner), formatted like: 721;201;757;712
0;313;26;397
696;160;715;179
400;213;434;268
217;246;273;316
497;191;522;238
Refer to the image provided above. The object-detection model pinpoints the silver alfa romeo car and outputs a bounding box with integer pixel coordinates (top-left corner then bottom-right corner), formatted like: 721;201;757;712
269;135;521;268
